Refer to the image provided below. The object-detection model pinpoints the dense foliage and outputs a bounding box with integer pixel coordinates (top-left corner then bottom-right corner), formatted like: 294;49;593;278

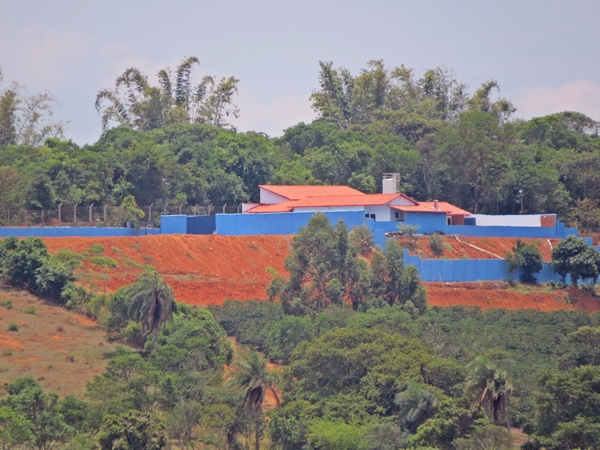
1;61;600;229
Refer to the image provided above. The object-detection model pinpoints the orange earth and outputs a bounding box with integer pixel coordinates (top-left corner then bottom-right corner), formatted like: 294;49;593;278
41;234;599;312
425;282;600;312
43;235;291;306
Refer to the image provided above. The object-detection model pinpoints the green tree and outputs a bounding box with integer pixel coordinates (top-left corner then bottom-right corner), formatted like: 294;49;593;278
95;57;239;131
395;381;439;433
126;271;175;345
97;410;166;450
230;348;280;450
512;239;543;283
464;356;512;427
552;235;600;286
1;378;74;450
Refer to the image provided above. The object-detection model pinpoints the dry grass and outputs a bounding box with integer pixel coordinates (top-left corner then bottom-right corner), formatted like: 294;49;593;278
0;286;116;397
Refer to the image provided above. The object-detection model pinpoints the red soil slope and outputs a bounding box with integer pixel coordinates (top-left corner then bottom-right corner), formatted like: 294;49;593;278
43;235;290;306
42;234;599;312
425;282;600;312
406;236;557;261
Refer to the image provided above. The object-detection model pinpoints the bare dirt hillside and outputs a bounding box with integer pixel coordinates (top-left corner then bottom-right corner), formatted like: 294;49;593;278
425;282;600;312
405;236;557;261
41;234;600;312
44;235;291;306
0;286;116;397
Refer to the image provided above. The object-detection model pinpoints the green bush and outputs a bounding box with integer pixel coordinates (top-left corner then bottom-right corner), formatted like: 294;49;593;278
89;256;119;268
52;249;84;269
7;321;19;331
429;234;445;255
60;283;92;310
24;306;36;314
88;244;105;255
348;225;375;255
1;299;13;309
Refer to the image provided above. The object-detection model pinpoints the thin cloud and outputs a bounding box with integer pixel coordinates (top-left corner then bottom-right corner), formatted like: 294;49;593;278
515;79;600;121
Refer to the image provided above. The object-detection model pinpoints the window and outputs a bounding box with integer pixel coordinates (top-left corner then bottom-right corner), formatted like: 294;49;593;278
395;211;405;222
370;214;376;220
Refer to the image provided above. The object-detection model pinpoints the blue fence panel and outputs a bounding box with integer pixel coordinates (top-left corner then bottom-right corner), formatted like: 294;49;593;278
401;249;568;283
0;227;160;238
186;216;216;234
215;211;366;236
405;212;448;234
160;215;188;234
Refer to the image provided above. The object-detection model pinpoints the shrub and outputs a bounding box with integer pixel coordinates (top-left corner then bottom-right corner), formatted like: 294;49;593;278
429;234;445;255
89;256;119;268
60;283;92;310
3;349;13;356
7;322;19;331
88;244;105;255
1;299;13;309
52;249;84;269
24;306;36;314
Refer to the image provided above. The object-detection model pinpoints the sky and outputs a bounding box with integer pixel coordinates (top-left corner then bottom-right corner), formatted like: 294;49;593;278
1;0;599;145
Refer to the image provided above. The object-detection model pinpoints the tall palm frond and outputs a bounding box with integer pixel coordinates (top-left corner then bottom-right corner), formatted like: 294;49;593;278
116;68;150;111
395;381;439;433
229;348;280;450
126;271;174;346
465;356;513;426
157;69;172;101
175;56;200;107
94;89;131;130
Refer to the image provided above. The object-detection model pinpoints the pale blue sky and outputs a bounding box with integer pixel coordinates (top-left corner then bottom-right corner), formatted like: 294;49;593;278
1;0;599;144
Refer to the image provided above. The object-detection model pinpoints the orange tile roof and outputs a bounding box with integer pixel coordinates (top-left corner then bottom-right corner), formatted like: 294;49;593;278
291;194;402;208
392;202;471;216
259;185;364;200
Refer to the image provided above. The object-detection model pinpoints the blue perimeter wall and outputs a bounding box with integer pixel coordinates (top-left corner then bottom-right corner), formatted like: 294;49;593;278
403;249;565;283
0;227;160;238
216;211;367;235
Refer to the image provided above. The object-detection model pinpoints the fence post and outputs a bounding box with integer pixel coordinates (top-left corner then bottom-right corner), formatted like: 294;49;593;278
89;204;93;224
41;210;44;226
222;203;227;214
103;205;107;225
208;204;212;216
149;203;153;223
58;203;63;226
73;204;77;224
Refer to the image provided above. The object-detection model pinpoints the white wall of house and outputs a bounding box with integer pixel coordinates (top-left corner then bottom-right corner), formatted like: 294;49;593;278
389;196;417;206
470;214;543;227
293;206;364;213
242;203;258;213
364;205;394;221
259;189;289;204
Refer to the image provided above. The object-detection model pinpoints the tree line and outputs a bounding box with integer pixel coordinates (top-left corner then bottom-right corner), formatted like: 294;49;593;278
1;59;600;230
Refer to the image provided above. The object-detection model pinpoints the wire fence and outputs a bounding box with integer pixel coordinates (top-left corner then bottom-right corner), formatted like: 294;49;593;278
0;204;243;228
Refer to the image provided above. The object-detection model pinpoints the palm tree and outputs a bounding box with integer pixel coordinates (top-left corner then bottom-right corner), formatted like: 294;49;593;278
230;348;280;450
126;270;175;346
395;381;439;433
465;356;513;427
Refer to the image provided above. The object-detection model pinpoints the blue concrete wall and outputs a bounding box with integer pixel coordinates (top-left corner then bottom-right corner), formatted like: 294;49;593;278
403;249;566;283
0;227;160;238
215;211;367;236
160;215;188;234
405;212;448;234
187;216;216;234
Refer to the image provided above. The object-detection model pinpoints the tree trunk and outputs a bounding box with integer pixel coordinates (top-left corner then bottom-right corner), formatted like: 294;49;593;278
255;415;261;450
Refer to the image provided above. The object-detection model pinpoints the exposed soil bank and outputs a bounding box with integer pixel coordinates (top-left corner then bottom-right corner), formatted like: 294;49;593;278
425;282;600;312
44;235;291;306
